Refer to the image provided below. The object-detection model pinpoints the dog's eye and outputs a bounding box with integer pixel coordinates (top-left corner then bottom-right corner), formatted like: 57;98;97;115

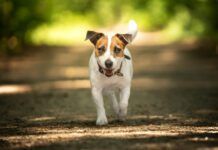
114;47;121;54
97;46;105;53
97;46;105;55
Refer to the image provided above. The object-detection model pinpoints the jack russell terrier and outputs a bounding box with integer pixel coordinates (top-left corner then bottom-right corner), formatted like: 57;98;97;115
85;20;138;125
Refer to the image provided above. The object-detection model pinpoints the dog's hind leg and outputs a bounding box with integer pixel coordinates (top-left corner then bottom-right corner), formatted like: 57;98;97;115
119;86;130;121
107;92;119;117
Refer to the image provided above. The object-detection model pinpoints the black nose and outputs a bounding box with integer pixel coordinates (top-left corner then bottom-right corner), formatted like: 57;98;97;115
105;59;113;69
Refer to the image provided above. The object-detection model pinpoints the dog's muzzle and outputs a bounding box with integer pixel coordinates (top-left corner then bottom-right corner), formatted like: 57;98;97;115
97;54;131;77
105;59;113;69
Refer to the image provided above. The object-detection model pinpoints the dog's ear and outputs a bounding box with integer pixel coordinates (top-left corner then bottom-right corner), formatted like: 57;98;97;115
115;33;132;46
85;31;104;45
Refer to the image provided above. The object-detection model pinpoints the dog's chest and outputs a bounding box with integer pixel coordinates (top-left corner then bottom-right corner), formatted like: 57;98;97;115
103;77;125;89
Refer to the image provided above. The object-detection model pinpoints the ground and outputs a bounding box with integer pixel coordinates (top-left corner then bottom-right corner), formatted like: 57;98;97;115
0;40;218;149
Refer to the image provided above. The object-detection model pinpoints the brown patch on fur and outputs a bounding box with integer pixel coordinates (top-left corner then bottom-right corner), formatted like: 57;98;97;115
88;33;130;58
110;35;126;58
95;36;108;57
85;31;104;45
116;33;132;45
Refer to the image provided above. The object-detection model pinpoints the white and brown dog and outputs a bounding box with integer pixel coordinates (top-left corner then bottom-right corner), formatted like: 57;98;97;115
85;20;137;125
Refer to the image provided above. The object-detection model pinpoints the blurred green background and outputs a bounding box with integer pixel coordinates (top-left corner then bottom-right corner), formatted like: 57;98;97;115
0;0;217;55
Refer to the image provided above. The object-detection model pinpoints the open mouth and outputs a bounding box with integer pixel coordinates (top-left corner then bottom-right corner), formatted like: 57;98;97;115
97;61;114;77
104;69;113;77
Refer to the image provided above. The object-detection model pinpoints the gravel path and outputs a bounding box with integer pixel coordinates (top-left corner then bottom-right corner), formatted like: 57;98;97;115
0;41;218;149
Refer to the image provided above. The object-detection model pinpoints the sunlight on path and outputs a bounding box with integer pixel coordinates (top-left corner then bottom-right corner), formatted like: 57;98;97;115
1;118;217;149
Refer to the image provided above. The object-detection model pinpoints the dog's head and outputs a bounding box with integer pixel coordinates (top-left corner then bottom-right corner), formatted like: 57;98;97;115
85;31;132;77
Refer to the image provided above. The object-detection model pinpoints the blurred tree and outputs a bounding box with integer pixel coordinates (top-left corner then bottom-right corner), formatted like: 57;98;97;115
0;0;217;55
0;0;54;54
164;0;218;36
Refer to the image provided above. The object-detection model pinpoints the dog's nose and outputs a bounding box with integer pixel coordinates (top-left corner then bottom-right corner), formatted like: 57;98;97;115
105;59;113;69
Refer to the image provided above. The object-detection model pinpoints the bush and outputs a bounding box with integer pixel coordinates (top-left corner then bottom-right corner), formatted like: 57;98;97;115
0;0;217;55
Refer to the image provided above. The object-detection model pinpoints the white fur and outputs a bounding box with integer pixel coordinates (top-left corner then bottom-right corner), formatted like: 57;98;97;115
128;20;138;41
89;20;137;125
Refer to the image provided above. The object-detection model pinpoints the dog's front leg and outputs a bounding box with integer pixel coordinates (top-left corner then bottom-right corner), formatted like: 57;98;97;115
119;86;130;121
92;87;108;125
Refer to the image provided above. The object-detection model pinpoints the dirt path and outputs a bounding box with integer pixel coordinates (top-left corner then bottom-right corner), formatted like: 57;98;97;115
0;41;218;149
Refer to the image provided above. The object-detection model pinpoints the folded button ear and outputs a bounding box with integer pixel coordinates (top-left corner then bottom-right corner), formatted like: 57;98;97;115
85;30;104;45
116;33;132;45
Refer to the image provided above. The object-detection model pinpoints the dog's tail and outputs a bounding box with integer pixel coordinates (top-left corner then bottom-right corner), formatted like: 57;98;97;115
128;20;138;42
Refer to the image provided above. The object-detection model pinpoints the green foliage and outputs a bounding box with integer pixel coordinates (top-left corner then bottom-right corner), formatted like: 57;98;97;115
0;0;53;54
164;0;218;37
0;0;217;54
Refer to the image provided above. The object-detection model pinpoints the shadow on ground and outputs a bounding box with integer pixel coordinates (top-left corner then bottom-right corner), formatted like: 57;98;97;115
0;41;218;149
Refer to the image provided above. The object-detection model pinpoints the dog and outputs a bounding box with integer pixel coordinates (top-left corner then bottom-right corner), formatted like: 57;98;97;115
85;20;137;125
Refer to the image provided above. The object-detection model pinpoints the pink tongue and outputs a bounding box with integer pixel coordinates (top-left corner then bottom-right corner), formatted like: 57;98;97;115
105;70;113;76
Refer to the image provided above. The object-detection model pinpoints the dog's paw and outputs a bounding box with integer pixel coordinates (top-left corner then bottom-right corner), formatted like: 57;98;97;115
118;110;127;121
96;116;108;125
118;114;126;122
